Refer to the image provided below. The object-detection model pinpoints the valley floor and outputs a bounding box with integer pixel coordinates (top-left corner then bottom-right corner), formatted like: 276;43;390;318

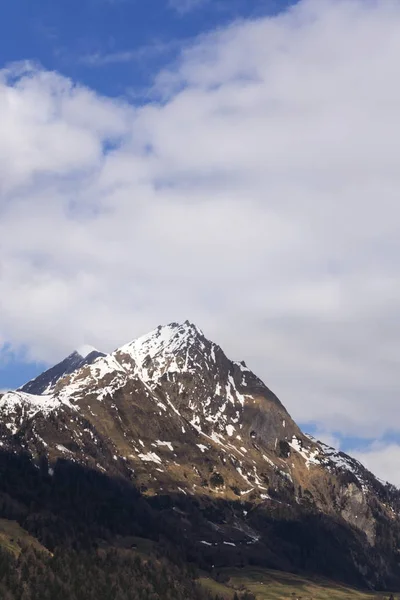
199;567;391;600
0;516;396;600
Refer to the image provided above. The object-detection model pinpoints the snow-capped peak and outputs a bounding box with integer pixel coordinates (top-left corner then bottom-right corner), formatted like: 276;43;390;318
19;346;105;396
119;321;204;365
114;321;206;386
76;344;99;359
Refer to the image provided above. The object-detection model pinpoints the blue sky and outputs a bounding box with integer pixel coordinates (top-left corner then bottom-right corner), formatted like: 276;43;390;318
0;0;293;99
2;0;400;484
0;0;293;391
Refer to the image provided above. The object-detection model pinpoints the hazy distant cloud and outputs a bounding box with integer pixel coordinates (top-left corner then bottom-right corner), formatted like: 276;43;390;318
81;50;141;66
3;0;400;480
80;40;181;67
168;0;210;14
81;43;168;67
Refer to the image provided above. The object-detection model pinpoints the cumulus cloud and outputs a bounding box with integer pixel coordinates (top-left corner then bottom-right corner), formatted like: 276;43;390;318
2;0;400;450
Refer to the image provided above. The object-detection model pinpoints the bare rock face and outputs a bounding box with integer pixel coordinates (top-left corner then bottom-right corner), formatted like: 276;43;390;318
1;321;400;588
341;483;375;545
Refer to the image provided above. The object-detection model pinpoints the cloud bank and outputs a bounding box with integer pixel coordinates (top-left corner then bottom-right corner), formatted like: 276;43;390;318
2;0;400;480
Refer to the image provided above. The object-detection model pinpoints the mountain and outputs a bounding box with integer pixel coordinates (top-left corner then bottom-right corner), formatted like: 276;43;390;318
18;345;106;395
1;321;400;591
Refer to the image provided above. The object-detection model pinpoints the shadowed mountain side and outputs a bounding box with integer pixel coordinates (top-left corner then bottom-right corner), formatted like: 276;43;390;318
0;450;398;590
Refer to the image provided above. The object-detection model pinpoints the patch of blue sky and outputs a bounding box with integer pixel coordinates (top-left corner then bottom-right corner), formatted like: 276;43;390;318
0;345;47;391
0;0;297;98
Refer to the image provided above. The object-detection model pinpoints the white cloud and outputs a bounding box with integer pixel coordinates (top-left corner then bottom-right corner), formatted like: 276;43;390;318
2;0;400;446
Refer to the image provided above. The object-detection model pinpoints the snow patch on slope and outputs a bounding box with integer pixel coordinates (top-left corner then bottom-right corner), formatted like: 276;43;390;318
289;436;320;469
306;435;375;493
0;391;76;435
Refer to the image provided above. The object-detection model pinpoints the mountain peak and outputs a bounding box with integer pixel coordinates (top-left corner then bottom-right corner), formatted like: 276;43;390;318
158;320;204;339
119;321;204;362
112;321;207;388
76;344;99;359
19;347;106;396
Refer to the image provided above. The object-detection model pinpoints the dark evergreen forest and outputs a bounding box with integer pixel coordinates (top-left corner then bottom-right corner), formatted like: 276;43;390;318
0;451;224;600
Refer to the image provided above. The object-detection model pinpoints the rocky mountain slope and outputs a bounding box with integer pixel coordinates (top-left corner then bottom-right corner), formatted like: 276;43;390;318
1;321;400;589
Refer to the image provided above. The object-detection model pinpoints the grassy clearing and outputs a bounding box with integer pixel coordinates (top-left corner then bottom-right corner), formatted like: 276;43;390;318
0;518;49;557
199;566;391;600
199;575;237;599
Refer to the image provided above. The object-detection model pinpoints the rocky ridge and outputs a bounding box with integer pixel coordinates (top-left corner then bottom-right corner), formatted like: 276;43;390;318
19;346;106;395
